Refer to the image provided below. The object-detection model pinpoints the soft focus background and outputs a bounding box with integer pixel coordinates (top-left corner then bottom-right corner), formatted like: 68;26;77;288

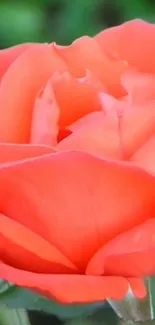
0;0;155;48
1;0;155;324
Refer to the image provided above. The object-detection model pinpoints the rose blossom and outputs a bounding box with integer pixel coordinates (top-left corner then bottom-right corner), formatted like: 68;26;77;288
0;19;155;303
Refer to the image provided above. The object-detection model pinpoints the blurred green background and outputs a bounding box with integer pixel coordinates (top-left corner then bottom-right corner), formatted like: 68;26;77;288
0;0;155;324
0;0;155;49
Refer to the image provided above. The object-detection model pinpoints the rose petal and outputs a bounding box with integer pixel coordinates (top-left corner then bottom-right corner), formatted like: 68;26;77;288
0;143;53;165
121;70;155;104
30;79;60;146
121;101;155;159
0;43;32;80
0;213;77;274
100;92;155;159
0;152;155;270
95;19;155;72
0;44;67;143
0;262;142;302
31;71;102;145
131;135;155;174
56;111;122;160
52;71;103;129
128;278;146;299
86;219;155;277
55;37;127;97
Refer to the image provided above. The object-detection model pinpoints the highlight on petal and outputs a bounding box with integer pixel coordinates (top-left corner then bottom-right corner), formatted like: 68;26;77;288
0;213;77;274
86;219;155;278
0;143;54;165
56;111;122;160
0;262;140;303
131;135;155;174
0;152;155;270
55;36;128;97
120;100;155;159
0;43;67;143
0;43;32;81
121;70;155;104
31;70;103;145
95;19;155;72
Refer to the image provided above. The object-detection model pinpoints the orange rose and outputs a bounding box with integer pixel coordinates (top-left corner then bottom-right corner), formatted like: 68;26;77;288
0;19;155;303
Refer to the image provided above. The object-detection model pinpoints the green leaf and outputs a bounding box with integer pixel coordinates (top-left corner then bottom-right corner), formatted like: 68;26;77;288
64;303;118;325
0;307;30;325
147;277;155;318
0;281;13;295
0;282;104;320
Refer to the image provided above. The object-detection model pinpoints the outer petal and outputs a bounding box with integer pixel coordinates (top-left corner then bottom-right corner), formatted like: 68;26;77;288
86;219;155;277
95;19;155;72
55;37;127;97
0;262;146;302
0;44;67;143
0;213;77;274
56;111;122;160
0;152;155;270
0;43;32;80
0;143;53;165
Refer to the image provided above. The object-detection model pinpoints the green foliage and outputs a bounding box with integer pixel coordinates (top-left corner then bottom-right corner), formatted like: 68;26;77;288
0;308;30;325
0;281;104;319
0;0;155;48
0;281;117;325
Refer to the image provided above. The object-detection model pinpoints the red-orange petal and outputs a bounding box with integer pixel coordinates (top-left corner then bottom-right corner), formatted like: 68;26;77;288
100;92;155;159
121;101;155;159
121;71;155;104
55;37;127;97
0;213;77;274
0;44;67;143
0;43;32;81
30;78;60;146
86;219;155;278
131;135;155;174
95;19;155;73
31;71;103;146
56;111;122;160
0;152;155;270
52;71;103;129
0;143;53;165
128;278;146;299
0;262;141;302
